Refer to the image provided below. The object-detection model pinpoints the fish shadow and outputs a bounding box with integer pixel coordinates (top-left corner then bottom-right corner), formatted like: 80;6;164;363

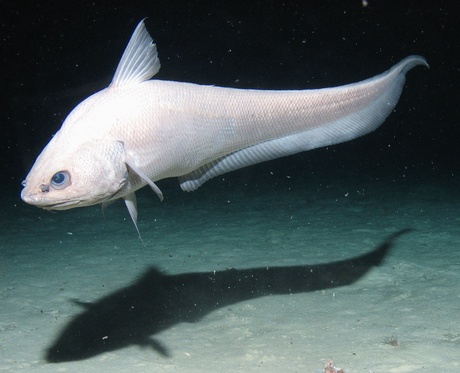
46;229;412;363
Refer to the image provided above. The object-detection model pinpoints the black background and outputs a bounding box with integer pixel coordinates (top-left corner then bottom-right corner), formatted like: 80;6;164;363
2;0;458;198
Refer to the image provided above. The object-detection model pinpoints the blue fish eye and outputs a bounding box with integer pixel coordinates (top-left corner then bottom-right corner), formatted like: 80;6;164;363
51;171;70;190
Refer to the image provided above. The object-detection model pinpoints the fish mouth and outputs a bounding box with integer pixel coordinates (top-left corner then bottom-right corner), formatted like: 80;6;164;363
21;189;86;210
21;188;118;210
22;195;84;210
41;201;85;211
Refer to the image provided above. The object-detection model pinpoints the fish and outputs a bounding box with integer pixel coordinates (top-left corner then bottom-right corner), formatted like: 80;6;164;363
20;20;428;234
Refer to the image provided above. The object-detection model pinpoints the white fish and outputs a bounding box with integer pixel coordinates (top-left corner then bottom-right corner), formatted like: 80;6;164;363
21;20;428;234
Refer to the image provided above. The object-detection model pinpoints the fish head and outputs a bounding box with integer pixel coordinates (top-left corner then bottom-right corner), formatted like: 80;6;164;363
21;136;129;210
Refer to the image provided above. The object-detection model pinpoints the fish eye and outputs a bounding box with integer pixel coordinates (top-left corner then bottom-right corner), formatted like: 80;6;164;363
51;171;71;190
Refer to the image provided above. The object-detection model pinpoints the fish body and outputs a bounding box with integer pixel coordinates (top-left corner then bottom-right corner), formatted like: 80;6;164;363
21;20;428;232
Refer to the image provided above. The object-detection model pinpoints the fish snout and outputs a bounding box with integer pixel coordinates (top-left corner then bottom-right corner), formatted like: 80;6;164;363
20;180;51;206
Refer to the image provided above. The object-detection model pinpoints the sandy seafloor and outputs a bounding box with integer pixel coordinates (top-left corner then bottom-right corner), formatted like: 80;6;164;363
1;163;459;373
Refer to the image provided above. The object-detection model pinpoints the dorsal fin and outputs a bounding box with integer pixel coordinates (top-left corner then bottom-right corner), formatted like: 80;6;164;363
111;19;161;87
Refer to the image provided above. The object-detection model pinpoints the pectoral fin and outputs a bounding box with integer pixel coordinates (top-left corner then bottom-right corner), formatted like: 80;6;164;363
125;157;164;201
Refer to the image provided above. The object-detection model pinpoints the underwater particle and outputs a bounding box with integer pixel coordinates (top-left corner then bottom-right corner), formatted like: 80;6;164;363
382;335;399;347
324;359;345;373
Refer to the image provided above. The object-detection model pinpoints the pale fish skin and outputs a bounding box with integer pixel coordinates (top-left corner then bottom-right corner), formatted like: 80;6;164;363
21;20;428;234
